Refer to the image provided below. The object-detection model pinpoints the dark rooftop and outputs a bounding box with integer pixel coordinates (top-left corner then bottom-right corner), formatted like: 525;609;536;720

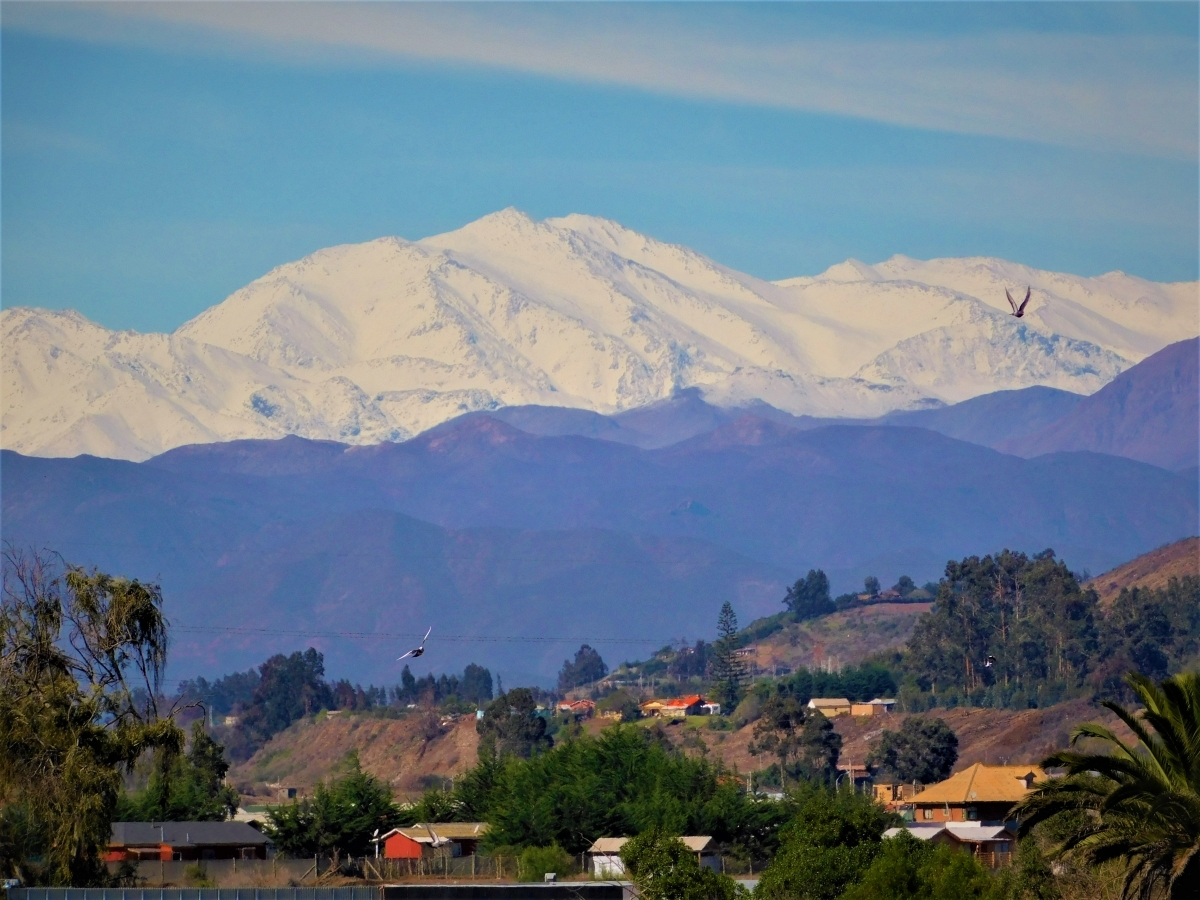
110;822;270;847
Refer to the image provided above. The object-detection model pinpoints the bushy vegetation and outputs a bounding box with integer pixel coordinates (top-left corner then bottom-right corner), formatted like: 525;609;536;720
895;553;1200;711
755;788;897;900
620;830;745;900
558;644;608;693
865;717;959;785
0;549;184;885
263;751;400;862
116;722;240;821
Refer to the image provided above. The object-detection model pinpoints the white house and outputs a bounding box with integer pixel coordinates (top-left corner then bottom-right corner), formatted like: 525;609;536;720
587;836;720;877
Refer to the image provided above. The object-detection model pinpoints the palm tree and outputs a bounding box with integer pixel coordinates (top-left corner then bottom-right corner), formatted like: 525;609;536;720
1013;671;1200;900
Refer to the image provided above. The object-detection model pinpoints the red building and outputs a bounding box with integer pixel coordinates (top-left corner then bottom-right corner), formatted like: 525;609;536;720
375;823;489;859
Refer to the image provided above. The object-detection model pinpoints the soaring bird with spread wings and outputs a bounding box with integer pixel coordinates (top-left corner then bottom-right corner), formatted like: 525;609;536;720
1006;287;1031;318
398;627;432;660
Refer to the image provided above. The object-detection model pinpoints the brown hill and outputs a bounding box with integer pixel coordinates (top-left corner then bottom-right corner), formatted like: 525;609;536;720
743;603;932;673
1086;536;1200;606
234;695;1133;802
230;711;481;801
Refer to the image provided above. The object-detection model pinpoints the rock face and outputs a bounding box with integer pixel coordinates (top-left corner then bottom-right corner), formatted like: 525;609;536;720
999;339;1200;471
4;210;1196;461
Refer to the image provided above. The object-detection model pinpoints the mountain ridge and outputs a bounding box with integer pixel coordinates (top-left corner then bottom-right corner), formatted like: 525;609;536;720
4;209;1195;461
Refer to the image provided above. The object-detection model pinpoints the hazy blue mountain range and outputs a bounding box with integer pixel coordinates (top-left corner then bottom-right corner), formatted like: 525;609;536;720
3;340;1195;684
2;431;1193;685
999;339;1199;470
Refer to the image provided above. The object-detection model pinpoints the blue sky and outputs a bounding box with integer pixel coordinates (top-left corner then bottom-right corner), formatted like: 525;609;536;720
3;2;1197;334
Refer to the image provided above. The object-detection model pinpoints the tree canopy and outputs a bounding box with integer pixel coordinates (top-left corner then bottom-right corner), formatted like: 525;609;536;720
264;751;399;861
477;688;553;759
866;717;958;785
0;548;184;885
785;570;834;620
116;721;240;822
558;644;608;692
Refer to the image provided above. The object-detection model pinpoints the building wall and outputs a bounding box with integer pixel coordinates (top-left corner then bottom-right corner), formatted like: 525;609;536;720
383;834;423;859
591;853;625;878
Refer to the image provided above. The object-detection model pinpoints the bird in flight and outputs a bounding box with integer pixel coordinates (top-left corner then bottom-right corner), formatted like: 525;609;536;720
1005;287;1031;318
398;627;432;660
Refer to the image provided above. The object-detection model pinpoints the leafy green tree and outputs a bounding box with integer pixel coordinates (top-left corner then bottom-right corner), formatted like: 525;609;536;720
620;829;746;900
749;695;806;789
0;548;184;885
894;576;916;597
710;602;746;711
785;570;833;620
117;721;240;821
755;787;895;900
992;837;1061;900
901;550;1098;706
864;576;881;598
264;751;399;861
241;648;334;748
517;844;574;882
558;645;608;692
481;725;789;856
461;663;494;704
866;717;958;785
477;688;552;758
1013;671;1200;900
844;834;995;900
794;712;842;784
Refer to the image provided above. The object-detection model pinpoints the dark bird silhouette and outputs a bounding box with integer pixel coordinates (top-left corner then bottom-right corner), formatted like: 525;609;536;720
1006;287;1031;318
398;627;432;660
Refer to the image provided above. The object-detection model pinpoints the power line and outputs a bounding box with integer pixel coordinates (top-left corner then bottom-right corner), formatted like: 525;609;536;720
171;623;673;645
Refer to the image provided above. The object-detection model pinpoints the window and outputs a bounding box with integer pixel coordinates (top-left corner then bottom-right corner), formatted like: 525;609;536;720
922;809;933;820
172;852;182;861
966;807;978;820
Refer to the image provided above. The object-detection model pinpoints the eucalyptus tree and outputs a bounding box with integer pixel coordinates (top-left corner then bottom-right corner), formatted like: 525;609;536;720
0;547;185;885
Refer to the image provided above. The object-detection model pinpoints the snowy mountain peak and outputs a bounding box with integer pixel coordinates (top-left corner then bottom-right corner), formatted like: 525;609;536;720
4;209;1197;461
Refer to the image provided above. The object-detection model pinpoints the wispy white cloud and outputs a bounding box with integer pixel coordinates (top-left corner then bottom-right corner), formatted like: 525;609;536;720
4;2;1196;159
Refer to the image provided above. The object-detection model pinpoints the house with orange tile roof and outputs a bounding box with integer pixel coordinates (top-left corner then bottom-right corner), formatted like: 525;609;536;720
556;699;596;719
911;763;1045;826
659;694;706;717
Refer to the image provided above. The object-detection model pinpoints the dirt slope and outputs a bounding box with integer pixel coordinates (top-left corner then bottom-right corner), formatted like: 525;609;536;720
1086;536;1199;606
230;712;480;800
236;696;1133;801
746;603;931;673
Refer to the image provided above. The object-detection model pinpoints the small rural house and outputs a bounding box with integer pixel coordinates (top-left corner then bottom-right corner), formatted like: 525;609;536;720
588;836;720;877
375;823;489;859
556;699;596;719
806;698;852;717
106;822;271;862
910;763;1045;826
660;694;706;717
884;824;1016;868
849;698;896;716
639;699;668;716
873;781;919;807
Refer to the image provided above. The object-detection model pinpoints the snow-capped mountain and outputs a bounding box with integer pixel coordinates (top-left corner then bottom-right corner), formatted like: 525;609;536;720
3;209;1197;461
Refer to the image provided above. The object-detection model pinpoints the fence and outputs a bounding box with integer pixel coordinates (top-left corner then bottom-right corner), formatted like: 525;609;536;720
10;890;380;900
359;859;519;882
103;860;332;887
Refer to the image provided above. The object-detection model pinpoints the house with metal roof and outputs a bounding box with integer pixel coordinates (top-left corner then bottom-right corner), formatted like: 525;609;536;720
806;698;852;717
885;823;1017;868
374;823;489;859
106;822;271;862
910;763;1045;826
587;836;719;877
